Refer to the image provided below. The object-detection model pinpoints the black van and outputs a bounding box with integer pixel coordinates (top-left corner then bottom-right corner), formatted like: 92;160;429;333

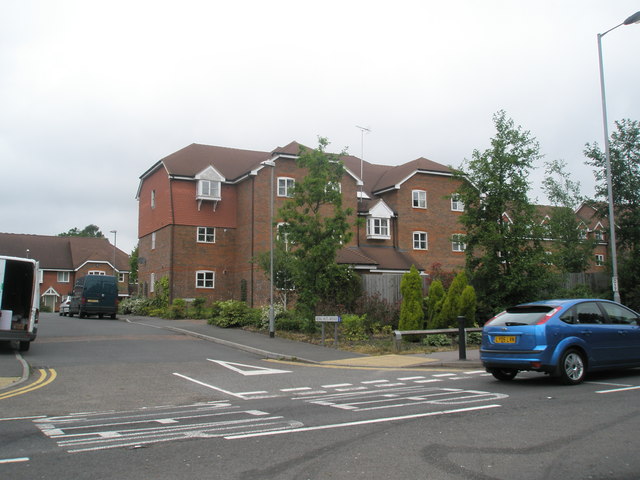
68;275;118;319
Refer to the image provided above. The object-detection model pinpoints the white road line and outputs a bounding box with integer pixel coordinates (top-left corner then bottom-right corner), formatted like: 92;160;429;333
225;404;502;440
433;373;456;377
414;379;441;384
0;458;29;464
464;371;486;375
173;373;246;399
280;387;312;392
398;376;426;381
361;380;390;384
596;385;640;394
321;383;352;388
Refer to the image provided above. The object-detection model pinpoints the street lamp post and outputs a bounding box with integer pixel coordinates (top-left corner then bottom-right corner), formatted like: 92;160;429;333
262;160;276;338
110;230;117;276
596;10;640;303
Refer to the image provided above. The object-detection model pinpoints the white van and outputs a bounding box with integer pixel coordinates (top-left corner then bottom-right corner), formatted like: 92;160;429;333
0;255;39;351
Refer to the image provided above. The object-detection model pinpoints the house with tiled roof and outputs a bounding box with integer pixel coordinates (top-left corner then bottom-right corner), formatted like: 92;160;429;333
0;233;130;311
136;141;467;306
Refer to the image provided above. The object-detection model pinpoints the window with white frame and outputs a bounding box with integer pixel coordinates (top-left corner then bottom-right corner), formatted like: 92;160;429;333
277;222;291;249
151;232;156;250
197;226;215;243
413;231;428;250
595;254;605;266
88;270;106;275
367;218;390;239
198;179;220;199
57;271;70;283
412;190;427;209
278;177;295;197
151;189;156;209
196;270;215;288
118;273;125;283
451;194;464;211
594;230;604;242
452;234;466;252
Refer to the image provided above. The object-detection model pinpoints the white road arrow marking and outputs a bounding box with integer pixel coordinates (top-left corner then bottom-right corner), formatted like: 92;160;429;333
207;359;291;376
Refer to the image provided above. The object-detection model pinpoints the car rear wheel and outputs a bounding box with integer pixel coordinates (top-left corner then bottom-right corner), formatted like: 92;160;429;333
490;368;518;381
558;349;586;385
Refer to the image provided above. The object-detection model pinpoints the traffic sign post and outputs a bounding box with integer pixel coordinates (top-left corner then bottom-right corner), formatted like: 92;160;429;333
315;315;341;347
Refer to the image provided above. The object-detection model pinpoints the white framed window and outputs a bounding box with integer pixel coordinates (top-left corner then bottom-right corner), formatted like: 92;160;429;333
198;179;220;199
451;194;464;212
595;254;605;266
278;177;295;197
452;234;466;252
151;189;156;209
412;190;427;209
151;232;156;250
413;232;428;250
118;273;125;283
197;227;215;243
367;218;390;239
150;273;155;293
325;181;342;194
196;270;215;289
594;230;604;242
89;270;106;275
57;271;70;283
578;229;588;240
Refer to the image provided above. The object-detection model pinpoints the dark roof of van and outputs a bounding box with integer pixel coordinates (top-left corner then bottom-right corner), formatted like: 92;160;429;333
0;233;129;272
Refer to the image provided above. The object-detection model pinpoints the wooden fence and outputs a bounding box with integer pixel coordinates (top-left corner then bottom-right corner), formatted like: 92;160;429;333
361;272;609;303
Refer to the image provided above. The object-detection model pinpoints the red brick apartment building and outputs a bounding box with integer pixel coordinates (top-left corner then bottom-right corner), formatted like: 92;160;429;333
0;233;130;311
136;141;468;307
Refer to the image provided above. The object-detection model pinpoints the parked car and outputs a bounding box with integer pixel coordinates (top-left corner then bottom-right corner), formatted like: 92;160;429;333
481;299;640;385
59;296;71;316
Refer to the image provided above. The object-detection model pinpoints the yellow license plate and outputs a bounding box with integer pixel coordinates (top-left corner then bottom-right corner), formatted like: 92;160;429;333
87;299;99;303
495;336;516;344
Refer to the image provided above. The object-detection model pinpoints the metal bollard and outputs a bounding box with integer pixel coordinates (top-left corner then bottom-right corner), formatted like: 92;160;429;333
457;316;466;360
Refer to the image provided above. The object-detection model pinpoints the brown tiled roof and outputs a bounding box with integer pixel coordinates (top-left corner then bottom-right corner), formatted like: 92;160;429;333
337;246;422;272
0;233;129;271
154;143;272;182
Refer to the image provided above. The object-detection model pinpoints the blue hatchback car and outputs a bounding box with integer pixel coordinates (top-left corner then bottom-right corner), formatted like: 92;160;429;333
481;299;640;385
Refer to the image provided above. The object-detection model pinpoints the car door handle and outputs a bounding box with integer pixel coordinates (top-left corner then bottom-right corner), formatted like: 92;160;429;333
580;330;592;335
618;330;628;335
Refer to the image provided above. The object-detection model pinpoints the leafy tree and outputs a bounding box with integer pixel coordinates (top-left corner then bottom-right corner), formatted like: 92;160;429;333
254;237;296;308
398;265;424;331
425;279;445;328
456;110;552;316
58;224;104;237
541;159;595;273
584;119;640;308
277;137;357;330
129;244;139;283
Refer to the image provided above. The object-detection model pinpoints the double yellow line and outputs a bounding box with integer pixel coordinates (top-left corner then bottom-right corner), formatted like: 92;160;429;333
0;368;57;400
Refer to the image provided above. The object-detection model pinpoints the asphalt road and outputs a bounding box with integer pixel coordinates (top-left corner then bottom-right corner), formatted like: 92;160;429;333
2;313;640;479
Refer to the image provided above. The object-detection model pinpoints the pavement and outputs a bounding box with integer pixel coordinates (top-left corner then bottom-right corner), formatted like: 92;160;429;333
0;316;482;391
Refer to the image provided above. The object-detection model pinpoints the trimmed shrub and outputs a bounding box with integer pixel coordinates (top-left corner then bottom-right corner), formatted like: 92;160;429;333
425;280;445;328
208;300;260;328
398;265;424;332
340;314;369;342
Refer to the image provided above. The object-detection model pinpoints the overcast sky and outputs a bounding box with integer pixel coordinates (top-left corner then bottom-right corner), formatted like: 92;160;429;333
1;1;639;255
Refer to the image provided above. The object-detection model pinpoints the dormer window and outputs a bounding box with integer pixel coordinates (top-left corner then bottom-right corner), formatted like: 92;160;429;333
198;179;220;199
195;166;224;211
367;218;390;239
366;199;394;240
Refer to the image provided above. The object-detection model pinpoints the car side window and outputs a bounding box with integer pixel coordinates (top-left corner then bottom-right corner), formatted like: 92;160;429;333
599;302;640;325
574;302;605;324
559;307;577;324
